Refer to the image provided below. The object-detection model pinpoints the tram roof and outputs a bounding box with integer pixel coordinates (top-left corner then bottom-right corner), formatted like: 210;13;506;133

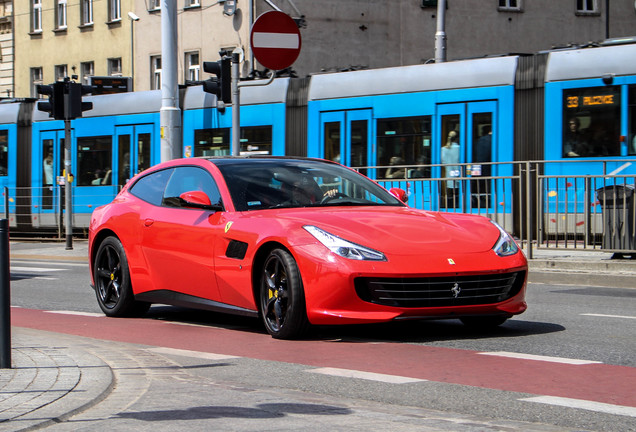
32;90;163;122
545;42;636;82
183;77;290;110
307;56;519;101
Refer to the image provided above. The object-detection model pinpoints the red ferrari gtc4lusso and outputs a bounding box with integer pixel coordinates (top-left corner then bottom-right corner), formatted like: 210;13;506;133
89;157;527;339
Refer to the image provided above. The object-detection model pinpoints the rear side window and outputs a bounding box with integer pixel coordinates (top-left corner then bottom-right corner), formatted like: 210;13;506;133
129;168;173;206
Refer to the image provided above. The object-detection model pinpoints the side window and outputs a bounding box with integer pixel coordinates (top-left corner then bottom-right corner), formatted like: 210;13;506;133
0;130;8;176
162;166;221;208
563;86;620;157
129;168;173;206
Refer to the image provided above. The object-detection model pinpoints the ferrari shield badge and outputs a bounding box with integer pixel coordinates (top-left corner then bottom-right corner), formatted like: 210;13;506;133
447;258;455;265
225;221;233;233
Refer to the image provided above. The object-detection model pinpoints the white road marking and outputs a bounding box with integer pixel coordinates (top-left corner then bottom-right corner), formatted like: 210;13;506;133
581;313;636;320
478;351;602;365
307;367;426;384
12;260;87;267
147;347;239;360
521;396;636;418
11;266;66;273
45;310;104;317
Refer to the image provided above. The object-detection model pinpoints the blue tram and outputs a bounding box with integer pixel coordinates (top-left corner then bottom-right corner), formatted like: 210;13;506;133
0;38;634;235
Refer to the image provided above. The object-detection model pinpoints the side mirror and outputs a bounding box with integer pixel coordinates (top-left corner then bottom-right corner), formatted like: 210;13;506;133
389;187;408;203
179;190;222;211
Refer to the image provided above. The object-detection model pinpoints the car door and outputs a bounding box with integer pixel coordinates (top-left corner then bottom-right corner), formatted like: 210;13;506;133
139;165;225;301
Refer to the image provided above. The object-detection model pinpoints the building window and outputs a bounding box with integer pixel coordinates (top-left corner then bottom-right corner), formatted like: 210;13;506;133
81;62;94;85
108;58;122;76
109;0;121;21
498;0;522;11
55;64;67;81
31;67;43;98
55;0;67;30
185;52;200;82
576;0;598;14
151;56;162;90
149;0;161;11
32;0;43;32
81;0;93;25
185;0;200;7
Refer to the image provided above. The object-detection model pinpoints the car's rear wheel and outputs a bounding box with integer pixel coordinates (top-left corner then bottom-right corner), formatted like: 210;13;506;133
460;315;508;328
260;248;309;339
93;236;150;317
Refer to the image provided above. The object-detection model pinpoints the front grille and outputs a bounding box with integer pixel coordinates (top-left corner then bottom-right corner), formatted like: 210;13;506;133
354;271;525;308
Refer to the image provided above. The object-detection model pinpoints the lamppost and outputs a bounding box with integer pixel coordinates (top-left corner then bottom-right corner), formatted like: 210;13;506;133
128;12;140;91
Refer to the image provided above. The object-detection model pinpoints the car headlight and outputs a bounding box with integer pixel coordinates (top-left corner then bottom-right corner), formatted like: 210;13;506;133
490;220;519;257
303;225;386;261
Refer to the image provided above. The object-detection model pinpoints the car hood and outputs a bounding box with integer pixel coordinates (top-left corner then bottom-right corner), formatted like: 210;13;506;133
267;206;500;255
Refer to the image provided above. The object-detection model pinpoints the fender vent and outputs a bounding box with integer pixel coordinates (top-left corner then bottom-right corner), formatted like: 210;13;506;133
226;240;248;259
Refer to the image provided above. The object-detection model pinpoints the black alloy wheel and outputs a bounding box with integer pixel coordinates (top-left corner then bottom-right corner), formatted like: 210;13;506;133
93;236;149;317
260;248;309;339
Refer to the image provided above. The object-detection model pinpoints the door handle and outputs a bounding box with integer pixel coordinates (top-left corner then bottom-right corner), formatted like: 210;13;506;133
144;218;154;227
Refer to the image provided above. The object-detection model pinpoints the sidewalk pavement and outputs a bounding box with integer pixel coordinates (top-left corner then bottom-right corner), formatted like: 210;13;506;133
2;239;634;430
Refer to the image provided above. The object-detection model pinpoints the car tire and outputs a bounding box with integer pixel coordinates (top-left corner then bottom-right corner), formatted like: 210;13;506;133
260;248;310;339
460;316;508;328
93;236;150;317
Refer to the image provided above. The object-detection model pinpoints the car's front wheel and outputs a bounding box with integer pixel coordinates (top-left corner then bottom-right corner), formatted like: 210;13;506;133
93;236;150;317
260;248;309;339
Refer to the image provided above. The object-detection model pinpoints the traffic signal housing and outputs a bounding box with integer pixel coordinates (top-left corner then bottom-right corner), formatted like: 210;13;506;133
36;80;93;120
203;57;231;103
36;82;65;119
66;82;93;119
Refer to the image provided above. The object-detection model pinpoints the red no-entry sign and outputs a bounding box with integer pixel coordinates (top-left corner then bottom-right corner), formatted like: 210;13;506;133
250;11;301;71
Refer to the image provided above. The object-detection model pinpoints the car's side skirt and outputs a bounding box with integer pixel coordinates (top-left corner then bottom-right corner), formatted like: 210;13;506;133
135;290;259;318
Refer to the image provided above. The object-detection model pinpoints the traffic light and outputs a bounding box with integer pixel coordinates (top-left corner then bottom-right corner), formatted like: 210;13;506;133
203;57;231;103
66;82;93;119
36;82;64;119
36;80;93;120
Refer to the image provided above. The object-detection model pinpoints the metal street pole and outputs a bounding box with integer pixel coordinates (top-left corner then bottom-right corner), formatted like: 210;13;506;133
435;0;447;63
231;53;240;156
160;0;181;162
0;219;10;368
64;119;73;250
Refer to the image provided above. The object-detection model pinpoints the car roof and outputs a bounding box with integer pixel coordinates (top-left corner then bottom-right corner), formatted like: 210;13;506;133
204;156;337;167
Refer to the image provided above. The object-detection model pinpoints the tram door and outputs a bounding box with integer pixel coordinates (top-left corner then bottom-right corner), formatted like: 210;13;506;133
115;125;153;187
437;102;496;210
320;110;373;176
40;130;65;213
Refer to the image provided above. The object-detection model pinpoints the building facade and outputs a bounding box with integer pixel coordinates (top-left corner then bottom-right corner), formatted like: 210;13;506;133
10;0;636;97
14;0;134;98
0;1;12;97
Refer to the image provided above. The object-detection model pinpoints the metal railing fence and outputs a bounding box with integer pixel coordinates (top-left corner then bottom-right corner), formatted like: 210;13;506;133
2;160;636;256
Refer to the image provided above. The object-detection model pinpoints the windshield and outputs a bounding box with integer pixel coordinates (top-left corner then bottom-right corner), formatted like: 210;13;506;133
214;159;404;211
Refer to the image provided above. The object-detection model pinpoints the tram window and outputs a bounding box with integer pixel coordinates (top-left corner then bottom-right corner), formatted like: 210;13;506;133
77;136;112;186
0;130;8;176
240;126;272;155
194;128;230;156
563;86;620;157
324;122;340;163
629;85;636;156
377;116;432;179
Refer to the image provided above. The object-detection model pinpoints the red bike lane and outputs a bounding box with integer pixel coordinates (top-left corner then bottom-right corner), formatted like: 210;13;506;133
11;307;636;409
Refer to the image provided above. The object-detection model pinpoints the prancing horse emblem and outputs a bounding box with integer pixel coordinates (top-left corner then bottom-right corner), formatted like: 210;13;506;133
450;283;461;298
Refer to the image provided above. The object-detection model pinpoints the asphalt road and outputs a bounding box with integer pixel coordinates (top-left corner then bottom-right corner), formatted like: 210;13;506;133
8;258;636;431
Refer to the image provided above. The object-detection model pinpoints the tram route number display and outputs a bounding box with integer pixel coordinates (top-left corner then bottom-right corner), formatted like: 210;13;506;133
565;87;620;109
